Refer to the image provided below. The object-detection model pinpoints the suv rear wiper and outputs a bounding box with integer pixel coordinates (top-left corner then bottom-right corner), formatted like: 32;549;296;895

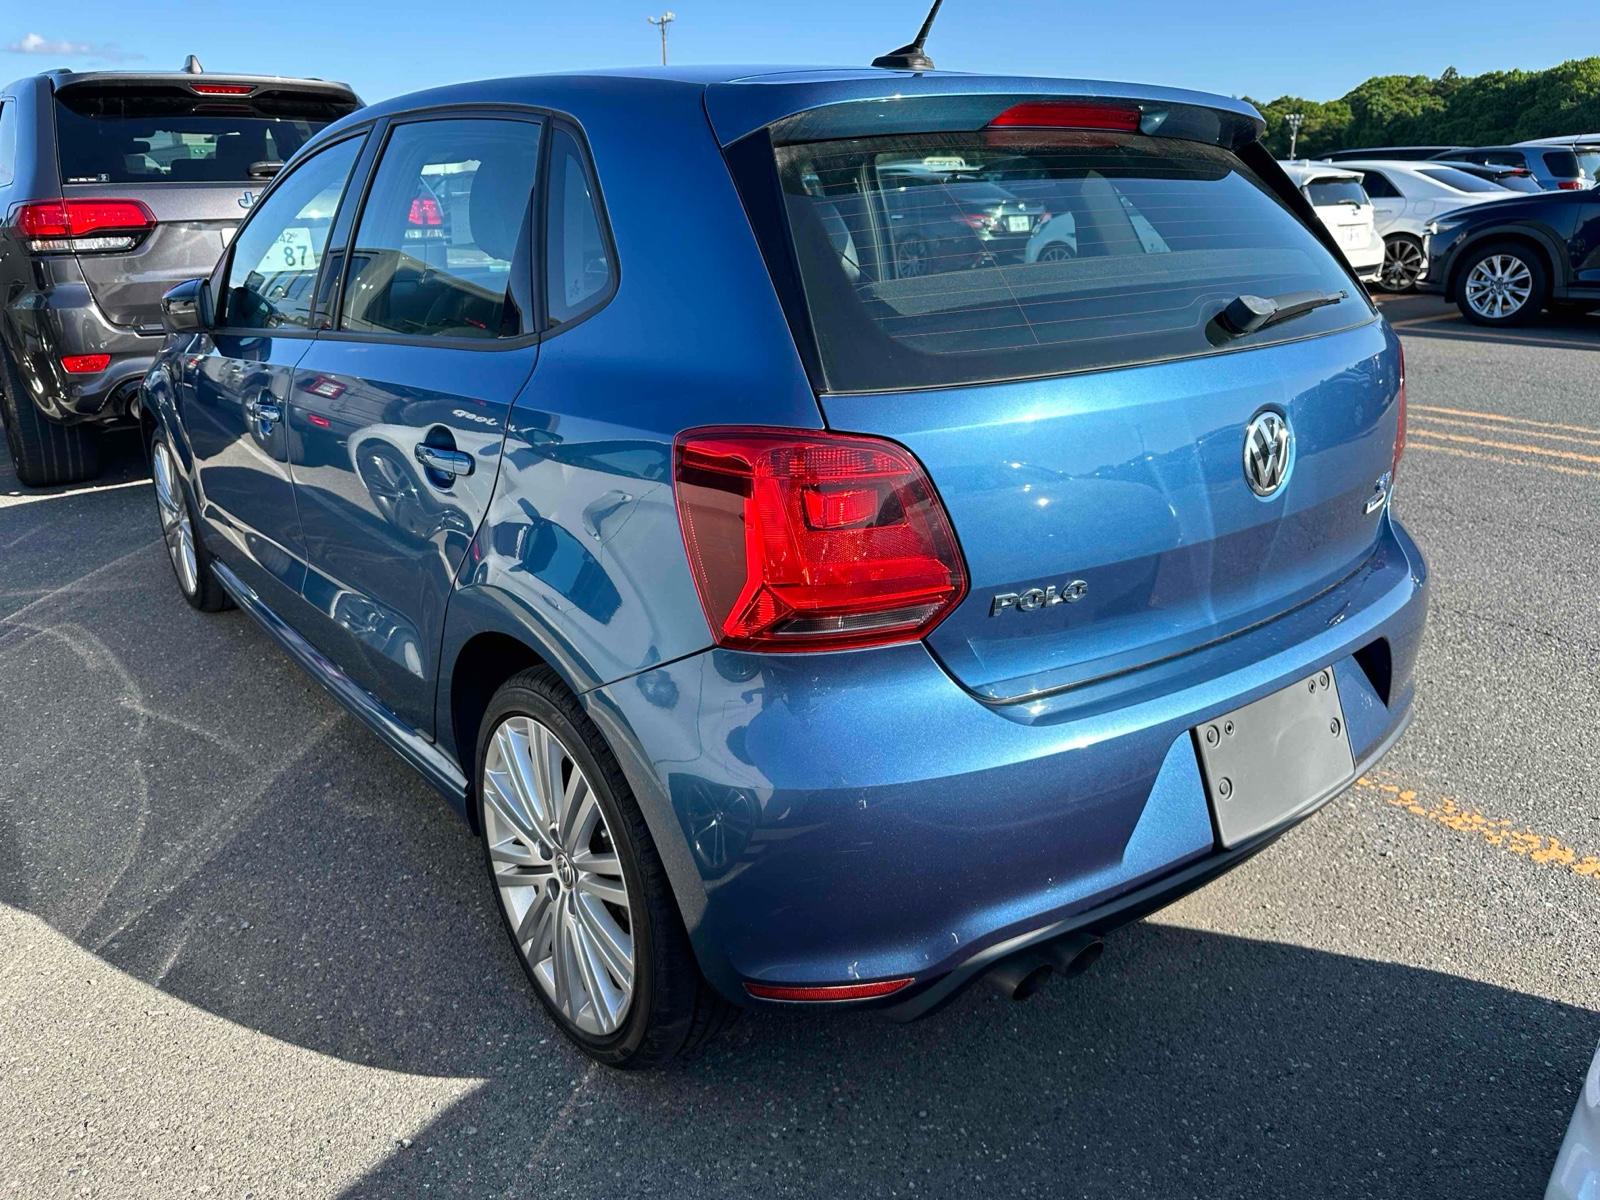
1212;289;1348;341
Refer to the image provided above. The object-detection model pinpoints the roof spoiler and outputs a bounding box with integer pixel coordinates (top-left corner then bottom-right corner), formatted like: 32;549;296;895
706;77;1265;151
51;71;360;104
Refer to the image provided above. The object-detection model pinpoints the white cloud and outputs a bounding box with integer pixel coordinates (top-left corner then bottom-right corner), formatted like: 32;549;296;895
5;32;140;60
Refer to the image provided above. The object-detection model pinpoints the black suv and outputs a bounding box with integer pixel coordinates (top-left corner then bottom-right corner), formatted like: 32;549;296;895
1420;187;1600;325
0;61;358;485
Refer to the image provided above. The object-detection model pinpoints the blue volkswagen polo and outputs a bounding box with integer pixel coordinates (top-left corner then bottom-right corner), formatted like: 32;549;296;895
139;64;1426;1067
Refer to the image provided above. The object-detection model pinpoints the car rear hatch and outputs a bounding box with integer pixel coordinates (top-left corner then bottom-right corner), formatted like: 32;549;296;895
1303;172;1375;249
49;73;360;330
716;78;1404;703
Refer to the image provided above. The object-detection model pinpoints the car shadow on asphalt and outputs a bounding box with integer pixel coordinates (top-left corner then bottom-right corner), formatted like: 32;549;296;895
0;504;1591;1200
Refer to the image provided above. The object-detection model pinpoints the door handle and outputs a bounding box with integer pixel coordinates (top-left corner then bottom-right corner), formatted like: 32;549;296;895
246;397;282;435
414;443;475;479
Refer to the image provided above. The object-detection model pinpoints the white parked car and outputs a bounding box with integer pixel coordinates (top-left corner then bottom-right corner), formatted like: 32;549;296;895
1278;162;1384;283
1330;159;1518;291
1547;1039;1600;1200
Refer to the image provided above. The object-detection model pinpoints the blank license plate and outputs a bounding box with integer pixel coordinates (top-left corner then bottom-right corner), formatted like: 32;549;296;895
1006;215;1032;232
1194;669;1355;848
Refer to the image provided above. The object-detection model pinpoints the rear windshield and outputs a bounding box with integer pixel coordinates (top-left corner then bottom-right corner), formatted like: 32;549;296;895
1415;166;1506;193
776;131;1371;393
1306;179;1367;206
1543;149;1600;182
54;87;349;185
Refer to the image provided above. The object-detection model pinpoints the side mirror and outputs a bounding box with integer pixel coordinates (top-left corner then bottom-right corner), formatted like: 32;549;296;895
160;278;212;335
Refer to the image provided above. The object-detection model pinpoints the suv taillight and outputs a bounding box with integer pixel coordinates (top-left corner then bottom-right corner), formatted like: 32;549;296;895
13;199;156;254
673;428;968;652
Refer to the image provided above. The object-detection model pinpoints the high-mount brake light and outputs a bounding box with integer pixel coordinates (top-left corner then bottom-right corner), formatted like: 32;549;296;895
1557;180;1585;191
14;199;156;254
673;428;968;652
988;102;1142;131
191;83;255;96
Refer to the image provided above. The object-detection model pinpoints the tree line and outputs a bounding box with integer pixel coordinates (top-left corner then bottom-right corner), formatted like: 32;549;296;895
1246;57;1600;158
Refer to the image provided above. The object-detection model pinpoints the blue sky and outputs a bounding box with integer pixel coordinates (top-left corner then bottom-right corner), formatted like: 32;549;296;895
1;1;1588;104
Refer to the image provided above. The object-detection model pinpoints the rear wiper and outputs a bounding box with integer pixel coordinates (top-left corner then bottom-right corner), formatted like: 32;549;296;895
1211;289;1347;341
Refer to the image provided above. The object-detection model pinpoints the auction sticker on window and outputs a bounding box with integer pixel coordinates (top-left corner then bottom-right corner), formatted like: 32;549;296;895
274;227;318;271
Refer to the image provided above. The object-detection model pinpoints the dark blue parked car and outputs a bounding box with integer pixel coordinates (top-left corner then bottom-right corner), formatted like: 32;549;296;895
139;66;1426;1067
1420;186;1600;325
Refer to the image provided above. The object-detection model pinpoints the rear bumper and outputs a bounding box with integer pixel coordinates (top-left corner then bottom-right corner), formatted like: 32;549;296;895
589;514;1428;1012
1;270;160;425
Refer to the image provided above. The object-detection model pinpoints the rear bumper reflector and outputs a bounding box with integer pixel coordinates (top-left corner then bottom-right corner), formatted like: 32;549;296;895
744;977;915;1002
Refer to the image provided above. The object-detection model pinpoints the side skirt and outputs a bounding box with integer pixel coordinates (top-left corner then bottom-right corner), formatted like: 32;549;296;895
211;561;469;807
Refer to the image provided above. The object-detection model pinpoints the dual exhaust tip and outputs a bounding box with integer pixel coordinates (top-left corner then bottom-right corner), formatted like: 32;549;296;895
984;931;1103;1002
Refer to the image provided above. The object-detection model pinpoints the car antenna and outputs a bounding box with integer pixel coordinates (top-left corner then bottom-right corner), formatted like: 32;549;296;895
183;54;204;74
872;0;945;71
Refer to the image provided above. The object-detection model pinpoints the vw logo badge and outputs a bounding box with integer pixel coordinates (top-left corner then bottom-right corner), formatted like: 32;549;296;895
1243;411;1292;497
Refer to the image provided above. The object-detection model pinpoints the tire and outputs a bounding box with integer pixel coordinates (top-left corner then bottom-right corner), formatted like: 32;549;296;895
0;348;100;487
1377;234;1426;293
149;426;229;612
1455;241;1550;327
475;667;732;1068
1036;241;1077;263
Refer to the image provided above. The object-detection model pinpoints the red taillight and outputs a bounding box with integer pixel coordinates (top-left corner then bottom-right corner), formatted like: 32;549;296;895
1393;346;1407;479
955;211;997;231
191;83;255;96
15;199;155;238
1558;180;1585;191
744;978;914;1002
988;101;1142;131
407;197;443;226
61;354;110;374
673;428;968;652
14;199;155;254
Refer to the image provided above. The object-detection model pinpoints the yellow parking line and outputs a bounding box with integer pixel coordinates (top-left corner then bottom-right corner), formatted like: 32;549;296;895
1404;437;1600;481
1356;775;1600;880
1410;403;1600;438
1411;414;1600;450
1405;427;1600;466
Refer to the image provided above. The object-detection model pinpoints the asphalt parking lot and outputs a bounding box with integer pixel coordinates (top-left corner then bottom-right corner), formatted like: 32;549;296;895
1;294;1596;1200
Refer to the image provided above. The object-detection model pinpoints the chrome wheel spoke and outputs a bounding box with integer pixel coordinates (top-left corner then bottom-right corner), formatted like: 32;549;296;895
576;871;628;908
492;723;556;844
575;893;633;989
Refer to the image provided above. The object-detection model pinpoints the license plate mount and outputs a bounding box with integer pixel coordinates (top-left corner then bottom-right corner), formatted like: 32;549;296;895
1195;669;1355;848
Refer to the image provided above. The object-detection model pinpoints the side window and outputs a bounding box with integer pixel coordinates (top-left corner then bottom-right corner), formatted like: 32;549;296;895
1360;171;1399;199
219;137;363;330
545;127;615;326
0;100;16;187
339;118;542;340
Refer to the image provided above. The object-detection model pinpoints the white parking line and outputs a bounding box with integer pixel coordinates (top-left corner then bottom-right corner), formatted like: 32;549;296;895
0;477;148;510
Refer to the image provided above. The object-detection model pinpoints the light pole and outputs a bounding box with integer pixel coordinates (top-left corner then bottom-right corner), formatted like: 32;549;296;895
647;11;676;66
1286;112;1305;159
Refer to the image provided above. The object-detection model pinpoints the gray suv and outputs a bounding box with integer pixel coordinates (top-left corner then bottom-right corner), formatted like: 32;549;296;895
0;60;358;485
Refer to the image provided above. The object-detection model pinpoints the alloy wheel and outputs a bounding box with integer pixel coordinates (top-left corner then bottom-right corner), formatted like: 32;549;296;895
151;439;199;597
1037;243;1076;263
1380;238;1425;292
1463;254;1534;321
895;237;930;278
482;714;636;1037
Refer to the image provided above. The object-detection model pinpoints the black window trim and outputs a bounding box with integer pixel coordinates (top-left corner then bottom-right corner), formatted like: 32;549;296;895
537;115;621;339
210;123;376;338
